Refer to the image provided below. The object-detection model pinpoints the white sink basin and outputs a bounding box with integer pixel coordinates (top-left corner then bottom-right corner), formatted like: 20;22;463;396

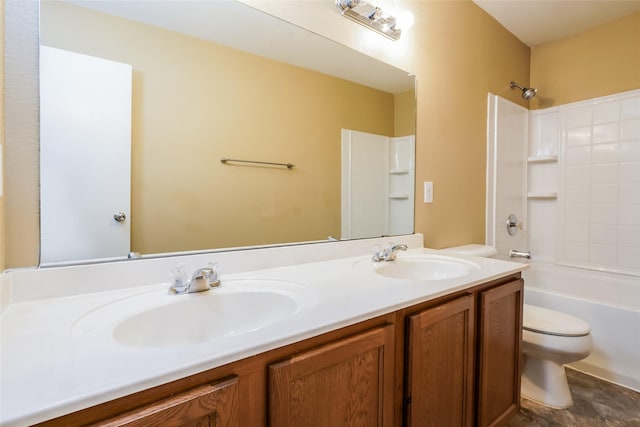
356;254;479;281
72;279;315;347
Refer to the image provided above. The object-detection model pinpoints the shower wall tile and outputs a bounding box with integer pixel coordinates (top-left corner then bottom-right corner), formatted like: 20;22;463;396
618;247;640;269
567;126;591;146
619;162;640;183
566;145;591;165
621;97;640;119
620;141;640;161
565;165;590;185
564;243;589;264
566;185;590;204
618;225;640;247
566;223;589;242
591;164;618;184
590;224;617;245
592;143;619;163
619;205;640;225
555;89;640;275
566;204;590;223
591;184;618;205
619;184;640;204
590;205;618;225
565;105;591;128
590;244;618;266
593;100;620;123
593;123;619;143
621;118;640;140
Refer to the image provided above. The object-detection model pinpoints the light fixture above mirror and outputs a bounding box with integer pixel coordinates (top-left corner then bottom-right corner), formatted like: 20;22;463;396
335;0;414;41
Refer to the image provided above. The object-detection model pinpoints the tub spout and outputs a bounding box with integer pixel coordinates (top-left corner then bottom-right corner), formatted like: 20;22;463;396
510;249;531;260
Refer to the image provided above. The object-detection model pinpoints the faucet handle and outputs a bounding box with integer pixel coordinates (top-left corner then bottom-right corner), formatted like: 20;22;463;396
207;262;221;288
169;263;187;286
371;244;384;262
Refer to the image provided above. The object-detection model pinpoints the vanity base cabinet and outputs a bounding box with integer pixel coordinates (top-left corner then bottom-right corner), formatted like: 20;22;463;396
477;279;524;427
269;325;395;427
92;376;238;427
34;274;523;427
405;295;475;427
404;277;523;427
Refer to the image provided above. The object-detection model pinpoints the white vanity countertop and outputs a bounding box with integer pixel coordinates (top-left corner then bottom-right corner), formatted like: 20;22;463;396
0;247;526;426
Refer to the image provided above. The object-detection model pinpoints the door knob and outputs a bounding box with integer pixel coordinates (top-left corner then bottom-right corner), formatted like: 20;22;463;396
114;212;127;223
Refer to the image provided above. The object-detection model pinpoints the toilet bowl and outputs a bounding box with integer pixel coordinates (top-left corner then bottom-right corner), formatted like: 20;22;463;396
445;244;593;409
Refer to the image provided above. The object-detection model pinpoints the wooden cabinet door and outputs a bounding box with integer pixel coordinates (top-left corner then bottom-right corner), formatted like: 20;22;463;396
92;376;238;427
477;279;524;427
405;295;475;427
269;325;395;427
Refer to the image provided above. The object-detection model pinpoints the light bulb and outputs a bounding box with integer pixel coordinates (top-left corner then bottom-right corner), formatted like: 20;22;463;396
395;10;414;30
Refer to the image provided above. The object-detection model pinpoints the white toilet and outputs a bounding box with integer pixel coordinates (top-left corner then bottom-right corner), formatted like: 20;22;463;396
445;244;593;409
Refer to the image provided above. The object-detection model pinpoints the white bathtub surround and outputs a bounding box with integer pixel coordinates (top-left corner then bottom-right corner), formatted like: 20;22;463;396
523;262;640;393
488;89;640;394
486;94;528;259
524;88;640;274
0;235;527;426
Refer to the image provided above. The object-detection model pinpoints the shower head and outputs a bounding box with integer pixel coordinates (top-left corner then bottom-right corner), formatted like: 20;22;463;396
510;81;537;100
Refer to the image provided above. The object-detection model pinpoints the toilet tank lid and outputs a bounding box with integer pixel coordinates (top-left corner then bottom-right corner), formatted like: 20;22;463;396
523;304;591;336
444;244;498;257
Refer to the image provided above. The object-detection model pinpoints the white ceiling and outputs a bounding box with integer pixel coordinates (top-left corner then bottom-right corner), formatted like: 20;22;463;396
472;0;640;47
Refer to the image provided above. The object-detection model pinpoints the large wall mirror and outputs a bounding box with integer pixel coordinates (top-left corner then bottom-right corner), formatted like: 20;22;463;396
34;0;416;265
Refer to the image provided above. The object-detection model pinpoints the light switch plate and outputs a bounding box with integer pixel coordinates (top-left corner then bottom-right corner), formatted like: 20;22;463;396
424;181;433;203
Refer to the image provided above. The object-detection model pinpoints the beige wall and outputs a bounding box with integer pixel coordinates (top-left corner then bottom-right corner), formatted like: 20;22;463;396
41;1;400;255
394;90;416;137
410;2;530;248
531;12;640;110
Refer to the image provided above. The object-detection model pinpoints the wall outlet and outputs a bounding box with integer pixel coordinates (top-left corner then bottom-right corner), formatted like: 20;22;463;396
424;181;433;203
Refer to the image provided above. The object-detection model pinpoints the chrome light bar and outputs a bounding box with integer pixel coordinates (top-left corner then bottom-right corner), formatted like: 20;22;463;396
335;0;402;41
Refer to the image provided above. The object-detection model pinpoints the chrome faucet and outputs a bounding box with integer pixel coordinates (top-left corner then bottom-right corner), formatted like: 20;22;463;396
169;264;221;294
509;249;531;260
372;244;408;262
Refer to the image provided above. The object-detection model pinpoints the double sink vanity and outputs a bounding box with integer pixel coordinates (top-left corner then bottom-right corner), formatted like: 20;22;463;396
0;235;527;426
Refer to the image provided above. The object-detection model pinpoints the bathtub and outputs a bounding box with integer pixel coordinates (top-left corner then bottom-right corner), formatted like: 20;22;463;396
522;262;640;392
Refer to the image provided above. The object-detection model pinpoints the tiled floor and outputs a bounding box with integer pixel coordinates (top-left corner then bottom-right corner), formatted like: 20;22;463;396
509;368;640;427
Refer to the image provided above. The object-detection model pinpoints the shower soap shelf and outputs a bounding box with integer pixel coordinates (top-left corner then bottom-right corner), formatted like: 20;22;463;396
527;155;558;164
527;192;557;199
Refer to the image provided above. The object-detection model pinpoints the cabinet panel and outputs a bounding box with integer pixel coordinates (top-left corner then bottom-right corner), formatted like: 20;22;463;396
92;376;238;427
269;325;394;427
406;295;475;427
477;279;524;427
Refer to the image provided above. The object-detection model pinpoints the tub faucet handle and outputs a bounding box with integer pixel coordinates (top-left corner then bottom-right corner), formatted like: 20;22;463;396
510;249;531;260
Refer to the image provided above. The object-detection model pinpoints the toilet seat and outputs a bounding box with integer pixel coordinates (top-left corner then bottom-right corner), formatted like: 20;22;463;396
524;304;590;337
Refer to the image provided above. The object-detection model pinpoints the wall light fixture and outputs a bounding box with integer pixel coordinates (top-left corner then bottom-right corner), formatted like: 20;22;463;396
335;0;413;41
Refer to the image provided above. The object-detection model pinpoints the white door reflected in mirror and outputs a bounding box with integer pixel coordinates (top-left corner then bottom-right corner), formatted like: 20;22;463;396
40;46;132;264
